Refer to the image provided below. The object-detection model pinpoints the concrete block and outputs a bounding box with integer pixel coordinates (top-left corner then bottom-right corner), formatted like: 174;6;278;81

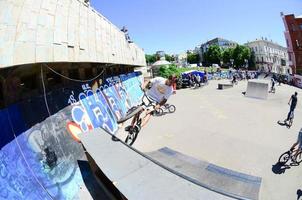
53;29;62;45
54;14;68;43
36;44;53;62
38;11;54;29
79;25;88;50
36;26;53;45
19;6;32;24
41;0;51;11
53;44;68;62
5;4;21;26
68;46;74;61
27;10;38;29
246;80;269;100
0;35;14;68
0;25;16;43
67;22;76;47
15;23;36;42
79;49;88;62
13;42;36;65
24;0;41;12
80;3;88;19
73;46;80;62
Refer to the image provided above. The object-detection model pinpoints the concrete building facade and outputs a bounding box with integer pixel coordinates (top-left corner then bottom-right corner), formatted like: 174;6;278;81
282;13;302;74
245;39;290;74
0;0;146;68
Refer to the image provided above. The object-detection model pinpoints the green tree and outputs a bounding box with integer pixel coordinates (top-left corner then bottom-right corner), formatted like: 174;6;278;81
204;45;222;65
222;48;233;67
145;54;157;64
158;64;180;78
187;53;200;64
232;45;251;68
165;54;175;62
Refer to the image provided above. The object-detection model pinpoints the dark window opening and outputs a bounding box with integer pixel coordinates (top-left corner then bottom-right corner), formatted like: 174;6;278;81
20;74;37;90
68;69;80;80
0;80;3;109
47;70;62;89
85;67;93;79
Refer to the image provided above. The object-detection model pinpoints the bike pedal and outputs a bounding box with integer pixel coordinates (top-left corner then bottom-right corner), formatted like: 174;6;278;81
125;126;132;132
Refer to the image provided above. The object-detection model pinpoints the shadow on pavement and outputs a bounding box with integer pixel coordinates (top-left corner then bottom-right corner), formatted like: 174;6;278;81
78;160;110;199
297;189;302;200
277;120;290;128
272;162;291;174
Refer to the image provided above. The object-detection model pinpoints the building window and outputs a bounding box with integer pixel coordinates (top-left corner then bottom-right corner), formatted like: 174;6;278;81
68;69;80;80
20;74;37;90
46;70;62;90
85;67;93;79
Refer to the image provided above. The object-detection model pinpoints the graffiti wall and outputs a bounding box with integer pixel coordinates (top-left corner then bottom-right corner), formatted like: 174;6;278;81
0;68;143;199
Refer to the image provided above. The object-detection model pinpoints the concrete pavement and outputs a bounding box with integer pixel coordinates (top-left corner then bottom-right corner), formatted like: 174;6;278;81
117;79;302;200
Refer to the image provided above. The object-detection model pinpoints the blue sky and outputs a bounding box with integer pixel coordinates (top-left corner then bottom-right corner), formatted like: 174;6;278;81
92;0;302;54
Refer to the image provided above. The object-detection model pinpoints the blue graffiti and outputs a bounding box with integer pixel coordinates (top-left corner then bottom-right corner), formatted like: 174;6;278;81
76;89;118;134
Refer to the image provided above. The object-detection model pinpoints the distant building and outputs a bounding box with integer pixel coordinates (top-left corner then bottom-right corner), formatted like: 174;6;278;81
176;52;188;67
196;37;238;63
281;13;302;74
245;38;290;74
156;51;166;60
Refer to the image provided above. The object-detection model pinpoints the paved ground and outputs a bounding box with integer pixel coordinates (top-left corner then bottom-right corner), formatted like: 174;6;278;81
117;79;302;200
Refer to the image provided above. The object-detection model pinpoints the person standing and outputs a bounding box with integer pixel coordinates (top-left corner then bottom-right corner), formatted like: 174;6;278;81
285;92;298;122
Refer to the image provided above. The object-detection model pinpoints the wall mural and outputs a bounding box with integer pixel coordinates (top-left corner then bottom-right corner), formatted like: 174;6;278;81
0;71;143;200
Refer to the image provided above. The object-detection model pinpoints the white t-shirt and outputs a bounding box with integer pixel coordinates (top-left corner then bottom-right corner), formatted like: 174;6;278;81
146;77;173;103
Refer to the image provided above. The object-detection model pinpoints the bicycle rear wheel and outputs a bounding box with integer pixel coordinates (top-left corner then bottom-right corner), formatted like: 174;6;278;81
278;151;291;164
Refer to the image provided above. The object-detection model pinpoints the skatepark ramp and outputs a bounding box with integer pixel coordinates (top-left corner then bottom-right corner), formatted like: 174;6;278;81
80;129;234;200
245;80;269;100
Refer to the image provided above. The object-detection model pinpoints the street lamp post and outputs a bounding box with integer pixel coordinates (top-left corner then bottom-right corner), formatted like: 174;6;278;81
230;59;234;69
244;59;248;70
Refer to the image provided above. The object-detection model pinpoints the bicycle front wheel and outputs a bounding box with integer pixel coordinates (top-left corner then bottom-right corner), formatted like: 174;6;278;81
278;151;290;164
295;151;302;164
168;105;176;113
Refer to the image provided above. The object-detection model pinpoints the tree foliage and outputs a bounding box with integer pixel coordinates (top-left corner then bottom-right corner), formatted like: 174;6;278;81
158;65;180;78
145;54;157;64
187;53;200;64
165;54;175;62
203;45;222;65
232;45;251;68
222;48;233;66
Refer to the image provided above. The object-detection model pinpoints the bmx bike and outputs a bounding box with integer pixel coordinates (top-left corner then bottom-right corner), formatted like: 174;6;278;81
117;91;163;146
278;147;302;165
